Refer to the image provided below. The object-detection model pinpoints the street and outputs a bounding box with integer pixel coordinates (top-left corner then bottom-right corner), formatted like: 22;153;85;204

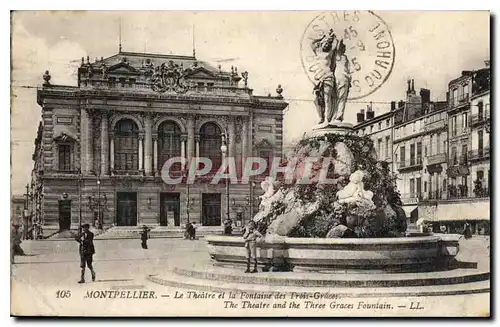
11;236;490;317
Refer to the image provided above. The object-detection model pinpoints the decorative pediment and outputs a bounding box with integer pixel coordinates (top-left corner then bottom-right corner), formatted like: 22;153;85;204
106;62;141;75
254;138;274;149
53;132;77;143
185;67;217;79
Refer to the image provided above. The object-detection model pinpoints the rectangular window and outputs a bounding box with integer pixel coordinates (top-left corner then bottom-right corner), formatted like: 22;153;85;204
463;113;468;129
462;144;468;163
206;83;214;91
477;170;484;181
478;130;484;156
451;146;457;165
417;142;422;164
452;116;457;136
429;135;433;156
410;144;415;165
400;146;406;167
410;178;415;196
377;139;382;158
478;101;484;120
436;133;441;153
378;122;382;131
416;177;422;196
385;136;390;159
58;144;71;171
386;119;390;128
424;181;427;193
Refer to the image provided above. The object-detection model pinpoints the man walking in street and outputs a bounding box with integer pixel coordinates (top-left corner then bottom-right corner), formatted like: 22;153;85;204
75;223;96;284
140;225;151;249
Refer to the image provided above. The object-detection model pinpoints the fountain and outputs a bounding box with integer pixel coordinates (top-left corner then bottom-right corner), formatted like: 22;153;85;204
205;28;461;274
206;132;460;273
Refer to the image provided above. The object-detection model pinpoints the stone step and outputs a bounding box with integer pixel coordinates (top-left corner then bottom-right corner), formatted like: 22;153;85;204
172;266;490;288
94;227;242;239
147;270;490;298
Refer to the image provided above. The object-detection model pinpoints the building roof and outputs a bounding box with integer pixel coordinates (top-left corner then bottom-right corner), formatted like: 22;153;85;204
84;51;232;79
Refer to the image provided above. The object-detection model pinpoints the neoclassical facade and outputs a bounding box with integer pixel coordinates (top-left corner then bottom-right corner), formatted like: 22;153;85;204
34;51;287;232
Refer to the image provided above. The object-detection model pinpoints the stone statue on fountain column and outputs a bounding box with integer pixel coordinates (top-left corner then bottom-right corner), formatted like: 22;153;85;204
312;31;352;128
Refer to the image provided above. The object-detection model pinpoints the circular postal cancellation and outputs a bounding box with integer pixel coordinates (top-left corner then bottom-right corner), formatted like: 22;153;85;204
300;10;395;100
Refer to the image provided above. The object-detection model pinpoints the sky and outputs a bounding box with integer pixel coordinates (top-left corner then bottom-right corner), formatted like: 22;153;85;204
10;10;490;195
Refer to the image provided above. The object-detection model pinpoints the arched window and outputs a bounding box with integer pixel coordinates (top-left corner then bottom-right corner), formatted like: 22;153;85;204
158;121;182;172
200;122;222;173
114;119;139;171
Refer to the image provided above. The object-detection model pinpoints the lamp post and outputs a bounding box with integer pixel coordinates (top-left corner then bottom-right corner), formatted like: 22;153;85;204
183;169;195;224
231;196;251;227
87;178;107;230
220;131;230;225
78;170;83;237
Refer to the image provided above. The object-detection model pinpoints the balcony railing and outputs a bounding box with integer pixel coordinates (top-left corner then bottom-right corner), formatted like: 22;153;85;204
400;193;424;205
469;147;490;161
447;185;469;199
424;119;446;132
426;152;447;166
449;154;469;166
470;113;486;125
398;157;423;170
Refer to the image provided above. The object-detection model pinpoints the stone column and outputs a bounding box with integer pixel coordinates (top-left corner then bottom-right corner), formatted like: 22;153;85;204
88;111;94;173
228;118;236;158
83;109;94;174
187;116;195;165
138;133;144;172
152;134;158;176
144;115;153;176
109;133;115;175
80;107;89;173
195;135;200;158
242;117;248;166
181;134;187;171
100;113;109;176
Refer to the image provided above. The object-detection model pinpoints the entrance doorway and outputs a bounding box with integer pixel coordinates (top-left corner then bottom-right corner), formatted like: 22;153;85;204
201;193;221;226
58;200;71;231
160;193;180;226
116;192;137;226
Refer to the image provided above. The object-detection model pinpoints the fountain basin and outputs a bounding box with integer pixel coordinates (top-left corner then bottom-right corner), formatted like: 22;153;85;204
206;234;461;272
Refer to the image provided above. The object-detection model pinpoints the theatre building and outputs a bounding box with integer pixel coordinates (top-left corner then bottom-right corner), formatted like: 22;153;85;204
34;51;287;234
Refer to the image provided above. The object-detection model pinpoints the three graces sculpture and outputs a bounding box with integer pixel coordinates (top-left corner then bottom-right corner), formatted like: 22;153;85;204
311;29;352;126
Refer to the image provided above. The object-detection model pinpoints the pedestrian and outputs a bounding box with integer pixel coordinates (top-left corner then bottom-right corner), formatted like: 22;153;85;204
463;223;472;240
242;221;263;273
12;224;25;256
75;223;96;284
190;221;198;240
223;218;233;235
184;222;191;240
140;225;151;249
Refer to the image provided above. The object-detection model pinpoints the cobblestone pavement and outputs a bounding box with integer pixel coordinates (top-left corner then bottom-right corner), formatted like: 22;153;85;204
10;236;490;317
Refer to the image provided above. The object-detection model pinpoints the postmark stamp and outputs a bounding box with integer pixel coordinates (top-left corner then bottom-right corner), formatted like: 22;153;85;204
300;10;395;100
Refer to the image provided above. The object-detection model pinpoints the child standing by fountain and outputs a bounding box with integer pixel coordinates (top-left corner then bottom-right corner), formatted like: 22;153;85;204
243;221;263;273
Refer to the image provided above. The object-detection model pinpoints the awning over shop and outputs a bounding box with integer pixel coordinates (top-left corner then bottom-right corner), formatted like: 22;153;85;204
435;199;490;221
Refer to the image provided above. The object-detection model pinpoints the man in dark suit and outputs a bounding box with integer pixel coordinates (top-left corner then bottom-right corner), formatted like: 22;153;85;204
75;223;96;284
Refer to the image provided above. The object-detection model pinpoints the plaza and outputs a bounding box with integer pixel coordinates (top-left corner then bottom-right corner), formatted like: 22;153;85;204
11;235;490;316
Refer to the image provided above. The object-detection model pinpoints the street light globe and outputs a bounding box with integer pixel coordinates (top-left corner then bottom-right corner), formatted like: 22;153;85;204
97;180;101;185
220;144;227;154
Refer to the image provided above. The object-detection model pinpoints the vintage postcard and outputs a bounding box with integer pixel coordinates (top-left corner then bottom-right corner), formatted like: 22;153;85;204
10;10;490;317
